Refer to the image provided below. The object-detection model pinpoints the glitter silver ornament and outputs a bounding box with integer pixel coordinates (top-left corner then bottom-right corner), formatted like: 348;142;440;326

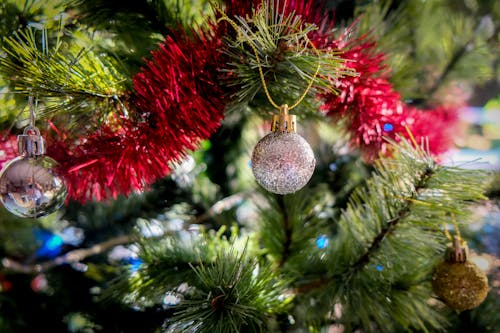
251;105;315;194
0;125;67;218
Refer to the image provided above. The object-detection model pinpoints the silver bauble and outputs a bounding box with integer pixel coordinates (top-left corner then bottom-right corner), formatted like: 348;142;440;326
251;132;315;194
0;156;67;218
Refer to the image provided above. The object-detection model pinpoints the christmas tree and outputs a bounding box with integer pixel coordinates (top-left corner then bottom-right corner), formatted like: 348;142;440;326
0;0;499;332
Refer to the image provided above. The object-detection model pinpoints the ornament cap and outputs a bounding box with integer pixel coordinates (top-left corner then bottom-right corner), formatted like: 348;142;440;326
271;104;297;133
445;236;469;263
17;126;46;157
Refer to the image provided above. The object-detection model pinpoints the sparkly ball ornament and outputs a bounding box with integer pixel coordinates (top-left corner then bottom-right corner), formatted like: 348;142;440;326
432;236;489;311
0;99;67;218
251;105;315;194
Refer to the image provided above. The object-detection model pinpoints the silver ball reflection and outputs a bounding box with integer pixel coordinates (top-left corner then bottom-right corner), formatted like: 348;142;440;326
0;156;67;218
251;132;315;195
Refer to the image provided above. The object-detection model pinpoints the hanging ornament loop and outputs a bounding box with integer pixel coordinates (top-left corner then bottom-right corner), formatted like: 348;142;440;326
215;5;321;112
17;95;45;157
442;216;468;263
271;104;297;133
446;236;469;263
18;126;46;157
28;94;36;129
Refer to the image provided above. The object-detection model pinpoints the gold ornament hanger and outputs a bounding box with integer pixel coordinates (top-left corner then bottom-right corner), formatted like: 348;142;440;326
271;104;296;133
216;3;321;125
442;215;468;262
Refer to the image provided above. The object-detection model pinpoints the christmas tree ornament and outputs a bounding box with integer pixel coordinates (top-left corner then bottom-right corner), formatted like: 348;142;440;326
432;236;489;311
217;10;319;195
0;96;67;218
251;105;315;194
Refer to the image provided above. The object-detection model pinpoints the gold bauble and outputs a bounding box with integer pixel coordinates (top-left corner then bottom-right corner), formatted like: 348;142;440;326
432;260;488;311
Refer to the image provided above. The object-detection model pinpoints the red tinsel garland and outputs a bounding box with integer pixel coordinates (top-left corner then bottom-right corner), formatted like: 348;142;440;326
46;31;228;202
221;0;460;159
0;0;461;202
288;2;459;159
0;136;18;170
319;38;459;159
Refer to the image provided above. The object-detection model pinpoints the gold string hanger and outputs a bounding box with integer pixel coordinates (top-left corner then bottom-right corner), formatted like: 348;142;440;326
215;2;321;113
442;213;467;262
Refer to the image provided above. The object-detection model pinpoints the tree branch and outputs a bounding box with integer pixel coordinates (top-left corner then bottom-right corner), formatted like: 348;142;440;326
425;39;473;99
349;166;434;272
348;208;410;271
277;195;293;267
188;192;250;225
1;234;133;274
427;15;494;100
1;192;252;274
296;166;434;293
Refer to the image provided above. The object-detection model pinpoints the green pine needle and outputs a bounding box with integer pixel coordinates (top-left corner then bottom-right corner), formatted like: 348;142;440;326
67;0;213;36
169;244;292;333
0;28;128;130
221;0;352;117
65;0;214;70
355;0;496;100
307;138;491;331
104;234;210;306
257;187;331;274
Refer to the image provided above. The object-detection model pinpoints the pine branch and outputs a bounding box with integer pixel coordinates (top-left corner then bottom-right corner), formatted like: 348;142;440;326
293;139;491;331
101;188;253;307
168;245;292;333
425;14;497;100
0;28;128;131
222;1;351;116
356;1;496;100
349;165;433;271
60;0;214;73
0;0;67;42
101;227;239;308
67;0;212;36
104;229;292;332
68;0;171;37
258;187;331;273
425;39;473;99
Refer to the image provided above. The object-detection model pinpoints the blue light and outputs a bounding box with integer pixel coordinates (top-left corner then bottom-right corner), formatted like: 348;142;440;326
383;123;394;132
45;235;63;251
34;229;64;259
126;257;143;273
375;265;384;271
316;235;329;249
